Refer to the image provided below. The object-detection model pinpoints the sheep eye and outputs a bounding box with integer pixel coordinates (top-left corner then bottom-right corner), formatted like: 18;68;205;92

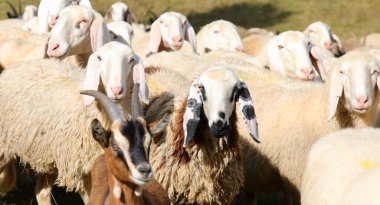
278;45;284;49
213;30;219;34
128;56;136;64
97;56;102;61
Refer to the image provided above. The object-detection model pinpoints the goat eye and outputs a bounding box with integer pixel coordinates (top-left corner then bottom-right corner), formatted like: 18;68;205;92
111;142;119;152
278;45;284;49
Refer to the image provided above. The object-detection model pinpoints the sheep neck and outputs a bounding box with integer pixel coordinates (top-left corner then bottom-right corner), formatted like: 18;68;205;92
170;97;241;164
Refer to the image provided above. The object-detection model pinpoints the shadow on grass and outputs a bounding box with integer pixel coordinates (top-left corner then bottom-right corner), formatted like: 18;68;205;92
187;2;292;31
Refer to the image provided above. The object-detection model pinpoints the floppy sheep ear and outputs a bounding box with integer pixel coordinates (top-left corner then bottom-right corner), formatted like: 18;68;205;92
235;81;259;143
91;119;109;147
90;16;110;52
327;67;343;121
146;19;162;57
184;20;197;53
132;56;149;104
82;53;101;105
183;78;203;147
79;0;92;8
310;46;327;81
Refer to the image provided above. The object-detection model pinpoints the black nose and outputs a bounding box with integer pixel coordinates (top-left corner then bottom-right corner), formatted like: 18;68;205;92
211;120;229;138
137;163;152;175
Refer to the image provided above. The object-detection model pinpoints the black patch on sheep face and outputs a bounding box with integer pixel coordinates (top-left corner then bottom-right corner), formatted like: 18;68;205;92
242;105;256;120
199;86;206;101
185;118;200;144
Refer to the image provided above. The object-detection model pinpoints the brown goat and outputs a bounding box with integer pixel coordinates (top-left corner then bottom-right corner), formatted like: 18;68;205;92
84;89;171;205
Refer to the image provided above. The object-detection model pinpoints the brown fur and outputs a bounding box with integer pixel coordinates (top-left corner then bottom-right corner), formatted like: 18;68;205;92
150;96;243;205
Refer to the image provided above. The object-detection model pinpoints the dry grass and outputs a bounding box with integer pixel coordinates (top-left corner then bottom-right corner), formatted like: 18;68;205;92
1;0;380;38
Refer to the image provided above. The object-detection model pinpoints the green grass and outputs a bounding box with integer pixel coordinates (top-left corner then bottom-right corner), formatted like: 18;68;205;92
1;0;380;38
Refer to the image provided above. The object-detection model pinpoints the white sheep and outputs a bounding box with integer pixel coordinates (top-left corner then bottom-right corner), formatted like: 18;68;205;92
85;90;171;205
37;0;92;34
266;31;328;81
0;42;148;205
361;32;380;48
104;1;136;24
234;48;380;205
107;21;133;46
0;5;110;69
148;66;259;204
196;20;244;53
146;12;197;57
304;21;345;57
301;128;380;205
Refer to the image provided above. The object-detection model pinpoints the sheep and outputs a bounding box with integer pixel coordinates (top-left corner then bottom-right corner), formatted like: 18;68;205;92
146;12;197;57
304;21;345;57
84;90;170;205
0;42;148;205
23;5;38;21
242;32;274;57
107;21;133;46
147;66;260;204
104;2;136;24
301;128;380;205
361;32;380;48
0;5;110;69
266;31;328;81
234;48;380;205
196;20;244;53
37;0;92;34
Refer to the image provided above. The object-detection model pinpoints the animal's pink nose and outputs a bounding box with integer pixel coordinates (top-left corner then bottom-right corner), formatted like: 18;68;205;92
356;95;368;106
172;36;182;44
47;43;60;56
235;46;245;52
50;43;59;51
50;15;59;26
301;68;313;77
111;87;123;96
323;41;332;49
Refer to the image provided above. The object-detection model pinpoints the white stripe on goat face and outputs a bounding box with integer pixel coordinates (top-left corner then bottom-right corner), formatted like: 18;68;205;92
203;20;244;52
198;68;239;128
97;42;134;101
159;12;187;50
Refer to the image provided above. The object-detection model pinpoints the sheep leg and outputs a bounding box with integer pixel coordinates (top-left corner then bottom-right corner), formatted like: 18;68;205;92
0;158;16;193
35;174;56;205
78;173;92;204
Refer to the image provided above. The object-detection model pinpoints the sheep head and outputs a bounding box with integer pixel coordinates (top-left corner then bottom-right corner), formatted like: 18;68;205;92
328;49;380;121
200;20;244;53
105;2;135;24
147;12;197;56
82;42;149;106
268;31;327;81
46;5;110;59
183;66;259;147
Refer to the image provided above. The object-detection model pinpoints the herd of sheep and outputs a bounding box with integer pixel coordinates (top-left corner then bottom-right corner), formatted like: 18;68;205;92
0;0;379;205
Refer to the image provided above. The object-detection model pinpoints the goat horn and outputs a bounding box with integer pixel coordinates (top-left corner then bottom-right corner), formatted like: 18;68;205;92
132;83;142;119
80;90;127;123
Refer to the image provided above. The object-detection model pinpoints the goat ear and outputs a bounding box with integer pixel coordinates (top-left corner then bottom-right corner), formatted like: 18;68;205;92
91;119;109;147
327;67;343;121
132;56;149;104
235;81;260;143
183;78;203;147
90;15;110;52
310;46;327;81
184;20;197;53
82;53;101;105
146;19;162;56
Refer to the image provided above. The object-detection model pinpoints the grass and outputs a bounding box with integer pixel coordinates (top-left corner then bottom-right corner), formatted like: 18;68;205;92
1;0;380;38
